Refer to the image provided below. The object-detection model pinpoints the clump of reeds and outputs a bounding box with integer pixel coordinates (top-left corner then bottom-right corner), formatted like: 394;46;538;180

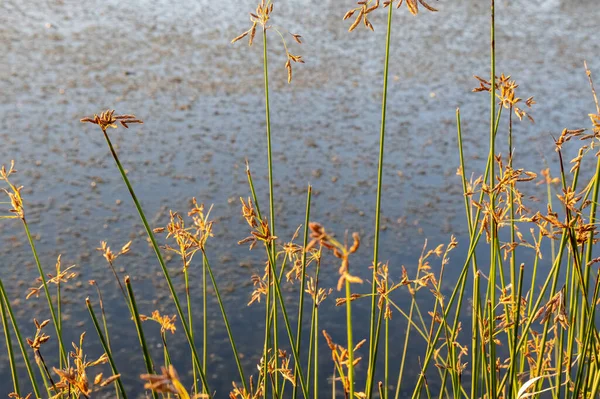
2;1;600;399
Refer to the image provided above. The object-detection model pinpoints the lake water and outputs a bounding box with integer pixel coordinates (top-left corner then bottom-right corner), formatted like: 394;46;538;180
1;0;599;396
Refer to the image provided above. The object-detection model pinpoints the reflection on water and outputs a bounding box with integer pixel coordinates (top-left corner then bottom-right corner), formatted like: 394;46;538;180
1;0;599;396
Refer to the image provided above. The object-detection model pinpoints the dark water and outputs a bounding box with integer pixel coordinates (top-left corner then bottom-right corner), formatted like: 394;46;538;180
1;0;599;397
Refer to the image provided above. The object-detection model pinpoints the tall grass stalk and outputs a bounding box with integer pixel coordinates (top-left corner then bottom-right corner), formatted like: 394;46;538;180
201;251;248;390
0;287;19;396
86;297;128;398
22;220;67;365
0;279;41;398
182;253;198;395
100;128;212;396
292;185;312;399
487;1;497;397
90;280;120;399
124;276;158;399
366;3;393;397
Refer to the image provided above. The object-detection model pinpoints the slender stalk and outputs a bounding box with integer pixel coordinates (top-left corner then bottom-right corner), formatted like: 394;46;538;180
261;25;282;395
124;276;158;399
35;350;58;396
488;1;497;397
22;219;66;364
202;251;208;383
366;4;393;397
100;128;211;395
182;255;198;396
91;281;119;399
264;247;310;398
0;287;19;396
86;298;128;399
201;251;248;390
0;279;41;398
292;185;312;399
345;277;355;399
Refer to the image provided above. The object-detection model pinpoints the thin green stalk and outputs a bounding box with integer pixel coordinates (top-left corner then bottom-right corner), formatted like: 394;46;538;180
100;129;211;395
124;276;158;399
91;281;119;399
262;25;281;395
314;259;321;399
86;298;128;399
345;277;355;399
262;29;275;243
264;247;310;398
35;350;57;396
182;255;198;396
0;287;19;396
488;1;497;397
262;255;272;399
162;332;172;367
0;279;41;398
22;220;66;365
56;273;62;370
202;251;208;381
292;185;312;399
201;251;247;390
366;4;393;398
507;264;524;398
35;353;53;398
393;293;415;399
384;281;389;399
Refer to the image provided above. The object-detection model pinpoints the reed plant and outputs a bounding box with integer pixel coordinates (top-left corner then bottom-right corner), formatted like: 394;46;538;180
1;1;600;398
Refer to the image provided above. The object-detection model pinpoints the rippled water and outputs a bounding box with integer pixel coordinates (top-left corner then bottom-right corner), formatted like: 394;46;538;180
1;0;599;396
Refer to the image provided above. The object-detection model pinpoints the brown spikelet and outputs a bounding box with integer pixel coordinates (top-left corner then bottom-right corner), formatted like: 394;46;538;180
348;8;364;32
231;31;249;44
343;9;356;20
249;23;257;46
286;60;292;83
406;0;418;15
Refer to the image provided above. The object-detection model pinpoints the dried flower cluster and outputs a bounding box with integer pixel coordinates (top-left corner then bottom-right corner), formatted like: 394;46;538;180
154;198;214;269
0;161;24;219
26;255;77;299
473;74;535;122
140;310;177;334
238;197;277;251
80;109;143;132
322;330;367;396
51;333;119;398
232;1;304;83
308;222;362;291
141;365;206;398
344;0;437;32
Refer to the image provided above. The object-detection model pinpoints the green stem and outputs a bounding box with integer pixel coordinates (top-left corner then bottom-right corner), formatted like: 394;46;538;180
183;256;198;396
202;251;248;390
86;297;128;399
0;286;19;396
346;278;355;399
100;128;211;396
22;219;66;364
366;4;393;397
0;279;41;398
292;185;312;399
124;276;158;399
488;1;497;397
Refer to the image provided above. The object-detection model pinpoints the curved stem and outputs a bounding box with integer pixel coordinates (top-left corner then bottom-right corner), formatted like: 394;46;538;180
101;129;212;396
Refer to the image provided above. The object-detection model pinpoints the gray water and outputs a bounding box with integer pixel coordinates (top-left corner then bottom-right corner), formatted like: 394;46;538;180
1;0;599;396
